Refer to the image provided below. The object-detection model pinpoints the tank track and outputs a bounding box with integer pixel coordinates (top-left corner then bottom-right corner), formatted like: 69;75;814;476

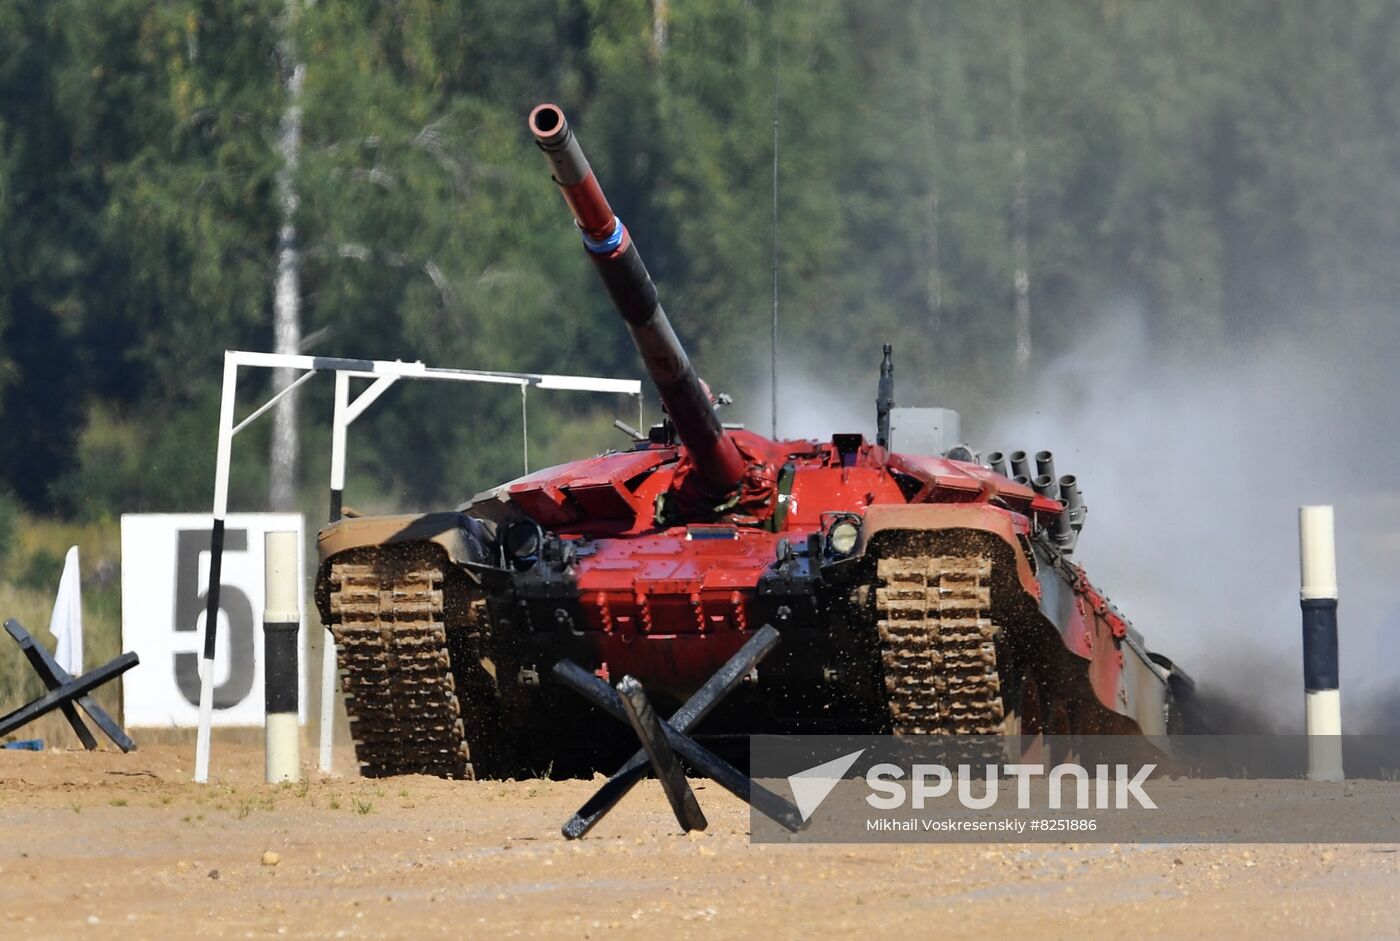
327;553;474;778
875;554;1006;735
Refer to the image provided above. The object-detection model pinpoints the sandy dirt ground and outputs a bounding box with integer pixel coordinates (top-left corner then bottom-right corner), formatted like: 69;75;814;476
1;744;1397;940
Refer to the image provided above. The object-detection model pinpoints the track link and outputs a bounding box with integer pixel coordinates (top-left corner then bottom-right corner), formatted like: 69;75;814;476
875;554;1005;735
327;554;474;778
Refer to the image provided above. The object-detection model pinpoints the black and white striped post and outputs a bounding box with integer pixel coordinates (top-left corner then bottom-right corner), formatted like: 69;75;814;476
1299;505;1343;782
321;371;350;774
263;530;301;783
194;355;240;783
320;368;401;773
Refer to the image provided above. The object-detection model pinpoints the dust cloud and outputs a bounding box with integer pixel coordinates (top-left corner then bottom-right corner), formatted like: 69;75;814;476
737;311;1400;733
985;311;1400;733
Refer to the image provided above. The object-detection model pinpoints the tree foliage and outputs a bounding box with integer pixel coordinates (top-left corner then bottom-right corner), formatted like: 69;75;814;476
2;0;1398;516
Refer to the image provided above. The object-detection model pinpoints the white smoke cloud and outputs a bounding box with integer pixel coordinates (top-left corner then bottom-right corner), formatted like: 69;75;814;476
987;309;1400;731
737;309;1400;732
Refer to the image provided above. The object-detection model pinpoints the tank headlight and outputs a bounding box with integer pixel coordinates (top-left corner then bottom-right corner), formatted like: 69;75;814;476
501;519;543;567
826;518;861;558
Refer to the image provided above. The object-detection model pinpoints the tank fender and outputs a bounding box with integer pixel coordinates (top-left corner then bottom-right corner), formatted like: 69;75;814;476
317;512;494;568
854;503;1039;598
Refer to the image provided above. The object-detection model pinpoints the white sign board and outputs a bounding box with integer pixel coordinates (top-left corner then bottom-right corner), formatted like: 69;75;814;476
121;513;307;728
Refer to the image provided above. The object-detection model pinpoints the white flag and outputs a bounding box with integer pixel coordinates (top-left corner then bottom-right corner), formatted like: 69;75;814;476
49;545;83;676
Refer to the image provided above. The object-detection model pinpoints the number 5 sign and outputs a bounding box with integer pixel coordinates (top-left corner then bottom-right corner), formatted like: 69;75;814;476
121;513;306;728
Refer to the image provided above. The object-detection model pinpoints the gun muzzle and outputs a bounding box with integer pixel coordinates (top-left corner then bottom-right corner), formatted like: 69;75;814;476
528;104;619;246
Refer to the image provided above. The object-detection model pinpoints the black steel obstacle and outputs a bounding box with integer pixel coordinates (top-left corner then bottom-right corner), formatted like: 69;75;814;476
0;619;138;750
553;624;802;838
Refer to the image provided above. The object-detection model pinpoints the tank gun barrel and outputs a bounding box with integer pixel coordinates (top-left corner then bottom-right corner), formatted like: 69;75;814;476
529;103;746;497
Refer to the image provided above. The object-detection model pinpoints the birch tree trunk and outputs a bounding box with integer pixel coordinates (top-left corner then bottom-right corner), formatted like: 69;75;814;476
1009;1;1032;378
270;0;305;511
652;0;669;55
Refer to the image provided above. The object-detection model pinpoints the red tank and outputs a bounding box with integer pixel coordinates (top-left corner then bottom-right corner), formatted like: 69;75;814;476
313;105;1193;779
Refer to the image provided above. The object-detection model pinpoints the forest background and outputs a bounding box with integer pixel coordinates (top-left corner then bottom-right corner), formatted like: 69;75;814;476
3;1;1398;726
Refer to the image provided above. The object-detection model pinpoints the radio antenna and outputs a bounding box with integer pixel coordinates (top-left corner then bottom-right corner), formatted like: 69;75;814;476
769;1;781;438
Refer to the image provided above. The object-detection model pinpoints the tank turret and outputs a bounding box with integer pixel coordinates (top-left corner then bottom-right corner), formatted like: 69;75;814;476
528;103;746;499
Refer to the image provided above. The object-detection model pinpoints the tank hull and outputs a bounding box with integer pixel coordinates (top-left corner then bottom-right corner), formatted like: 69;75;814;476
315;486;1178;778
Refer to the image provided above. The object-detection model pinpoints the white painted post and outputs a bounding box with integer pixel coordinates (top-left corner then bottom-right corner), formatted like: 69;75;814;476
319;372;349;775
1299;505;1343;782
263;531;301;783
317;606;337;775
329;370;349;521
195;355;240;784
